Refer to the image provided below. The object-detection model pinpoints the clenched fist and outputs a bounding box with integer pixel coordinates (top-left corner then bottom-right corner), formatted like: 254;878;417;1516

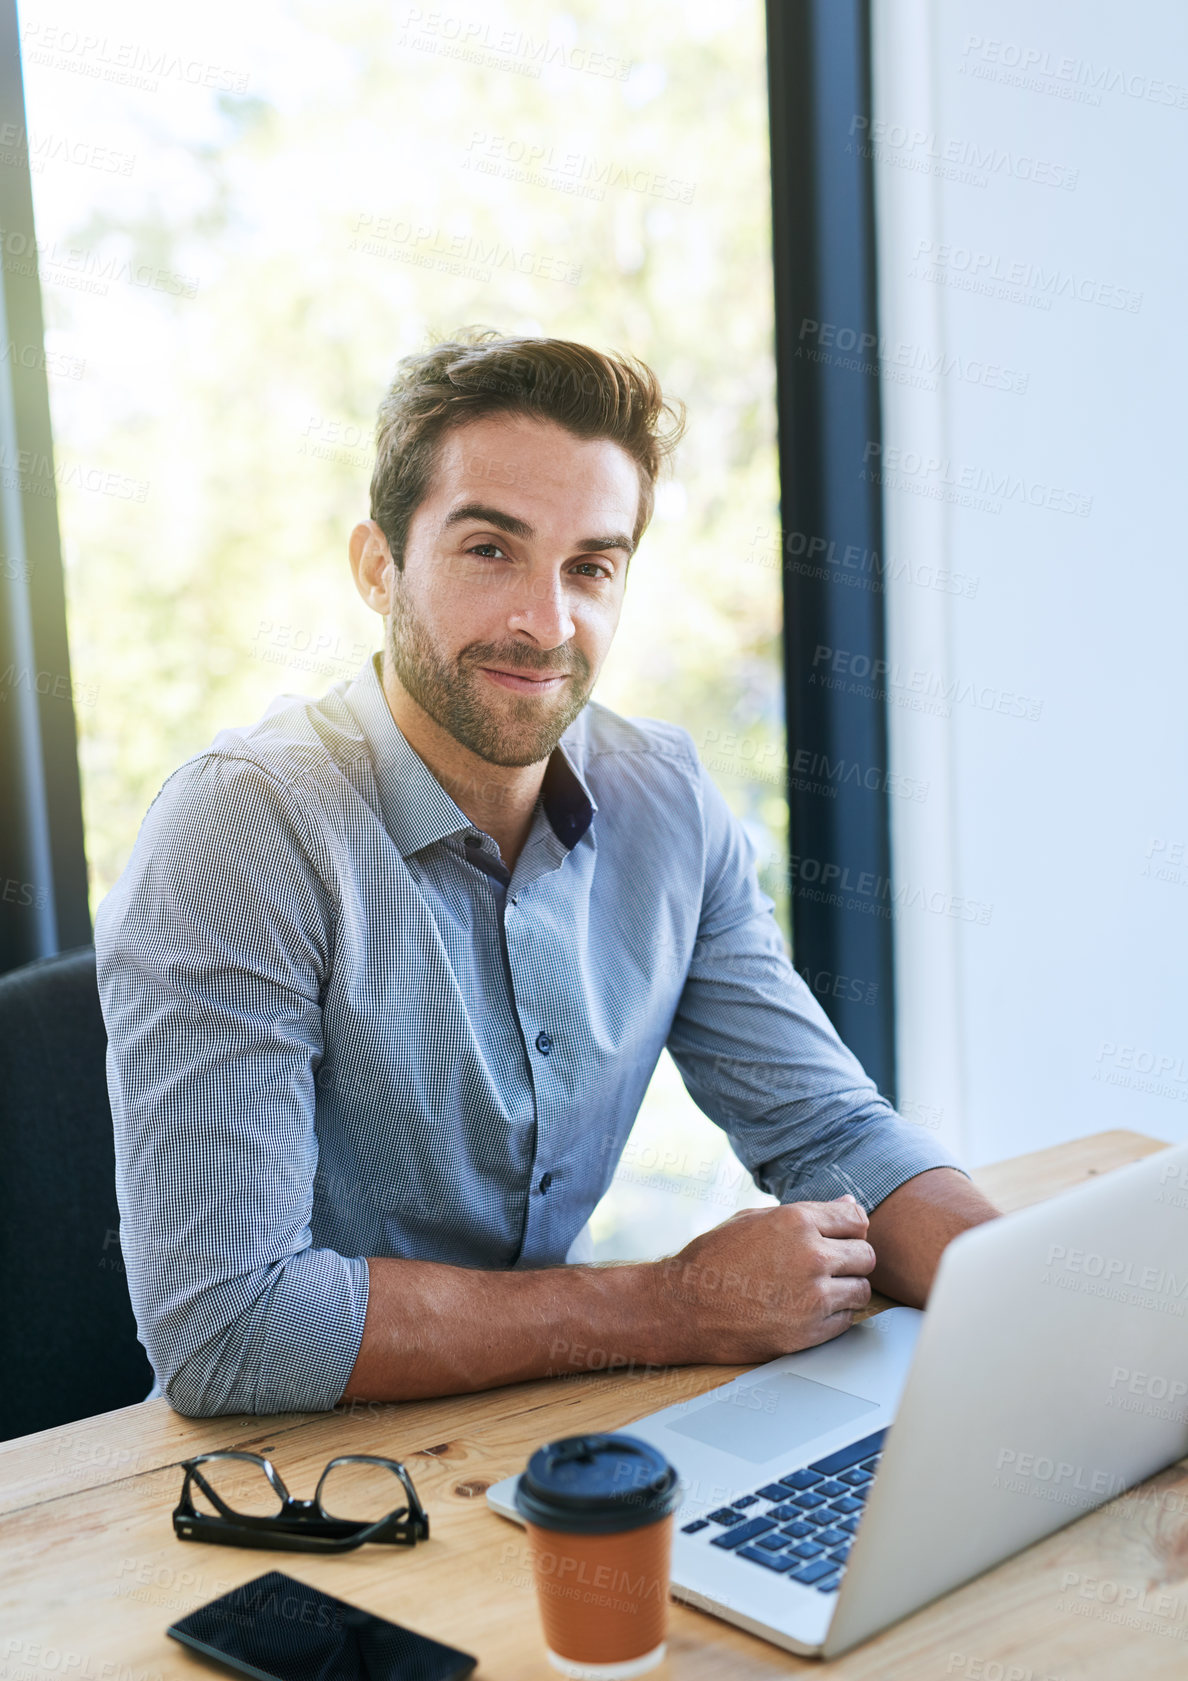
648;1195;876;1365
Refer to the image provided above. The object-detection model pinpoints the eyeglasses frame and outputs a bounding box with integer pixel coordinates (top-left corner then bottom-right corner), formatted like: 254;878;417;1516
172;1449;430;1553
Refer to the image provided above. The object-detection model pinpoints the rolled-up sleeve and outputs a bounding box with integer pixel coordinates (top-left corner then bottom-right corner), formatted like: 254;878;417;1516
94;752;369;1417
665;758;966;1212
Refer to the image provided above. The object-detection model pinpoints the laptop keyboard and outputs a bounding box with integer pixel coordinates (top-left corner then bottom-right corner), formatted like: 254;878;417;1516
679;1428;886;1595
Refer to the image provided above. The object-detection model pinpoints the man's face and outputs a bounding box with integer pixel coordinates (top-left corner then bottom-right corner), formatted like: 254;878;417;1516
386;411;639;768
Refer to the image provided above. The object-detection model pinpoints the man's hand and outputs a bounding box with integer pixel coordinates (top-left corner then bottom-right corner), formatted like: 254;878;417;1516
649;1195;876;1366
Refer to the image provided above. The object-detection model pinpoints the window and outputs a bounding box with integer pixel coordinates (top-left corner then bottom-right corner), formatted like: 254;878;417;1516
21;0;783;1256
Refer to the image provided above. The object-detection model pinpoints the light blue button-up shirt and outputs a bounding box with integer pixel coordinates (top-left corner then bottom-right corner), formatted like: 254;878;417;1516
95;653;963;1417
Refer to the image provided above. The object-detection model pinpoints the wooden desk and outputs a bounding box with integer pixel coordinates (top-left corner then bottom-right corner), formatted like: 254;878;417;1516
3;1129;1185;1678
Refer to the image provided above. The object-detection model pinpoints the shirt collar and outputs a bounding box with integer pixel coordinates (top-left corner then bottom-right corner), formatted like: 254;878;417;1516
341;653;597;858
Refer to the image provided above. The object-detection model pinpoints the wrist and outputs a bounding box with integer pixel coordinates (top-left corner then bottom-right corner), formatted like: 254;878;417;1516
563;1258;682;1375
629;1256;688;1368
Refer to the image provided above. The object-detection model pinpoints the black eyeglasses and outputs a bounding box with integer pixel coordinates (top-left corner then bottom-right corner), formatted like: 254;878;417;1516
173;1451;430;1554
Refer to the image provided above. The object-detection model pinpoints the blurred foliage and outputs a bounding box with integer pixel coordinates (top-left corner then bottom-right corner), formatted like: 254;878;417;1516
29;0;786;925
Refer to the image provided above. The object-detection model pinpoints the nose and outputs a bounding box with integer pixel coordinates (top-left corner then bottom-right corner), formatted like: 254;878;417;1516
505;568;575;651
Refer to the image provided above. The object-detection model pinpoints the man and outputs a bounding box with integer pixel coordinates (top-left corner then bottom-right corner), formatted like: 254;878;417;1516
96;330;998;1418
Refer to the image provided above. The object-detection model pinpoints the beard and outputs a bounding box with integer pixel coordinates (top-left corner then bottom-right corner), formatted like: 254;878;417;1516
386;588;596;768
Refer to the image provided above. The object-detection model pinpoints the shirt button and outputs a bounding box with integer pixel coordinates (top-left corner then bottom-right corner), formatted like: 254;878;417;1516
465;832;482;847
538;1172;553;1194
535;1030;552;1055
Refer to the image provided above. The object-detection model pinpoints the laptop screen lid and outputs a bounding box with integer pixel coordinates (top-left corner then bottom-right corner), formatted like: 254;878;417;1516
824;1139;1188;1657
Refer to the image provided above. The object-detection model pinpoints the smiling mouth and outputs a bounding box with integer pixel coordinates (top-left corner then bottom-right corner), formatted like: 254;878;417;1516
479;666;569;693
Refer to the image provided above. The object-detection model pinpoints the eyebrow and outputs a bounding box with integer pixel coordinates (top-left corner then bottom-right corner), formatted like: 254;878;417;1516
441;502;636;559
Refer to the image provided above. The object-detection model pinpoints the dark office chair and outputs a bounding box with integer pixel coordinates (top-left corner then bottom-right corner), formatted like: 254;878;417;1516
0;946;153;1441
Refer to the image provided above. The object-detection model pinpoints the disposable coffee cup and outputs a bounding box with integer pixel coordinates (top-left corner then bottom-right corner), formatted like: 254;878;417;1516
514;1432;682;1679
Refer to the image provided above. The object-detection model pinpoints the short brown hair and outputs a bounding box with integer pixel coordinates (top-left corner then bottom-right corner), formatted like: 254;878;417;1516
369;328;686;569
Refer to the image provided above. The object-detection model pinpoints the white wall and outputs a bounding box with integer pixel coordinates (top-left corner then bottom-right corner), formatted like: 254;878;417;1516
872;0;1188;1166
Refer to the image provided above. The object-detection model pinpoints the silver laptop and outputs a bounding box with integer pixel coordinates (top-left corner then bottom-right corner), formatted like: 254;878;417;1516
488;1140;1188;1657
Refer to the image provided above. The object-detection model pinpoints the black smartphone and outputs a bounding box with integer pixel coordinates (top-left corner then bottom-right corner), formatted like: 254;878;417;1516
167;1570;477;1681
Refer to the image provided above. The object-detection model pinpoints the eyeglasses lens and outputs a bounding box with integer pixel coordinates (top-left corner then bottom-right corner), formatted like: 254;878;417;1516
191;1458;285;1520
317;1460;410;1524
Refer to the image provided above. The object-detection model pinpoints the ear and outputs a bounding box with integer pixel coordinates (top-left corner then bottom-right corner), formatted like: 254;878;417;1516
349;521;396;615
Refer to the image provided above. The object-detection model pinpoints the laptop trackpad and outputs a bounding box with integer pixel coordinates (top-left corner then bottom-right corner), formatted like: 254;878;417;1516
667;1373;880;1464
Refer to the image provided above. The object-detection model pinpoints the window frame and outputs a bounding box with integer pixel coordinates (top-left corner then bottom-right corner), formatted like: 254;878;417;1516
765;0;897;1097
0;0;91;973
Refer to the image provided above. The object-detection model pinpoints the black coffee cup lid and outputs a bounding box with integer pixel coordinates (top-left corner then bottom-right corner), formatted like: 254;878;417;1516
514;1433;681;1535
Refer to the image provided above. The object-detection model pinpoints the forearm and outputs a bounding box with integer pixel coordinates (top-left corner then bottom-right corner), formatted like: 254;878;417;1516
340;1254;669;1402
341;1172;1000;1403
865;1166;1001;1307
